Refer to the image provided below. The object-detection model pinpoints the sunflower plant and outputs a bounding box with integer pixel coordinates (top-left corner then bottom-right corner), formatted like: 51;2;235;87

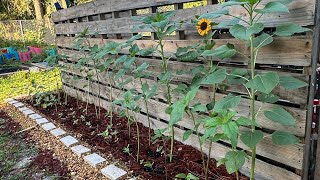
133;11;180;162
194;0;311;179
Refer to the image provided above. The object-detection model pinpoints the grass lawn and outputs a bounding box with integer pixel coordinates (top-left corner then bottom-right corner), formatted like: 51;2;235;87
0;68;62;103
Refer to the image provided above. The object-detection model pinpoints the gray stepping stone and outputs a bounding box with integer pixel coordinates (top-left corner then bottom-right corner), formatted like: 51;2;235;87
84;153;106;167
41;123;56;131
60;135;78;147
7;100;18;104
18;107;29;111
50;128;66;137
101;164;127;180
13;102;24;108
36;118;49;125
23;109;34;116
70;145;91;156
5;98;14;102
29;114;42;120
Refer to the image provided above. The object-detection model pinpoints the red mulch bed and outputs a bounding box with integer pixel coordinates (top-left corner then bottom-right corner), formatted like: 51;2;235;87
29;150;70;177
23;94;248;180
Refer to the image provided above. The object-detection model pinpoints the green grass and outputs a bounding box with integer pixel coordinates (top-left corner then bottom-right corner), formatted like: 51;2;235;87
0;68;62;103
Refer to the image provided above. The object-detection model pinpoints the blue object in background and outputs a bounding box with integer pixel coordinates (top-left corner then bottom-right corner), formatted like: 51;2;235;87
46;48;58;56
3;53;13;59
0;55;4;65
7;47;19;61
54;2;63;10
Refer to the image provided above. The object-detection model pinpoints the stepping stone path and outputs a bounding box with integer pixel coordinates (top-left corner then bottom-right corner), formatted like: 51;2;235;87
70;145;91;156
84;153;106;167
13;102;24;108
101;164;127;180
7;99;129;179
7;100;19;104
18;107;29;111
36;118;49;125
29;114;42;120
60;135;78;147
50;128;66;137
41;123;56;131
23;109;34;116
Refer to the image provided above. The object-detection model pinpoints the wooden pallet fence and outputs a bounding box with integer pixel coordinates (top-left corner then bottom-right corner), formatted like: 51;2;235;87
52;0;317;179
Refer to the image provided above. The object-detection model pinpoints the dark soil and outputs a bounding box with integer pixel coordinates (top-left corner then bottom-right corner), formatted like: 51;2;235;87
29;150;70;177
0;109;70;179
23;93;248;180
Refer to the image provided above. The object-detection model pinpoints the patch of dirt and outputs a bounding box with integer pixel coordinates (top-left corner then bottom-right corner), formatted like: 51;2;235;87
22;93;248;180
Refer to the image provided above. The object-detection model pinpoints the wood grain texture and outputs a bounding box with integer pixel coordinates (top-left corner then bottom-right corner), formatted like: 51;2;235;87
59;48;310;105
61;72;304;170
53;0;315;30
63;84;302;180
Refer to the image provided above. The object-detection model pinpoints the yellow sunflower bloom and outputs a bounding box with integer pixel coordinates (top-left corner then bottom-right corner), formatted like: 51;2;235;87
196;18;212;36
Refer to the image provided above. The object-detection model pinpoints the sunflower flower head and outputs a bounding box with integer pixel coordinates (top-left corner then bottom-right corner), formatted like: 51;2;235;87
196;18;212;36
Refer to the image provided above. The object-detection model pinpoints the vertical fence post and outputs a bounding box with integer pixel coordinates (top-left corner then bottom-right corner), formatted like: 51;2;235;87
303;0;320;179
19;20;24;39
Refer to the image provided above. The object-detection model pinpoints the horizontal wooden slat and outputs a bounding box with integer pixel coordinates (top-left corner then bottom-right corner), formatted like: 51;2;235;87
61;73;304;170
56;37;312;67
60;48;310;106
60;64;307;137
63;84;301;180
53;0;315;30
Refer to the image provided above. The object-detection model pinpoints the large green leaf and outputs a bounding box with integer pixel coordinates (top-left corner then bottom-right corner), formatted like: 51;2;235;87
214;94;241;111
202;44;237;59
223;150;246;174
257;93;280;103
240;130;264;148
230;24;248;41
221;1;248;7
272;131;299;145
255;2;289;14
279;76;308;90
274;23;311;37
199;9;229;19
253;33;274;48
230;23;264;41
168;100;185;127
183;130;193;141
264;106;296;126
222;121;239;147
245;72;279;94
202;68;227;84
218;17;241;28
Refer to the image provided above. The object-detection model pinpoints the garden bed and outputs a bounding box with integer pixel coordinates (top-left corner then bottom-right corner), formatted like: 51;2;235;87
22;93;248;180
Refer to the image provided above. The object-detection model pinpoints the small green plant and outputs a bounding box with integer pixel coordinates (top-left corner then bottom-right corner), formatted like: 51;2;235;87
34;91;59;111
134;10;179;163
114;90;142;161
175;173;199;180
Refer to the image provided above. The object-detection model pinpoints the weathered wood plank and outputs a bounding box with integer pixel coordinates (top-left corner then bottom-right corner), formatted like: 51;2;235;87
56;36;312;67
59;48;310;105
53;0;315;30
60;62;307;137
63;84;301;180
61;73;304;170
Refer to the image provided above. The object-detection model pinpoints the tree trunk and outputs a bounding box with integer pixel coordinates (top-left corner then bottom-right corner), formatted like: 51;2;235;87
33;0;43;20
